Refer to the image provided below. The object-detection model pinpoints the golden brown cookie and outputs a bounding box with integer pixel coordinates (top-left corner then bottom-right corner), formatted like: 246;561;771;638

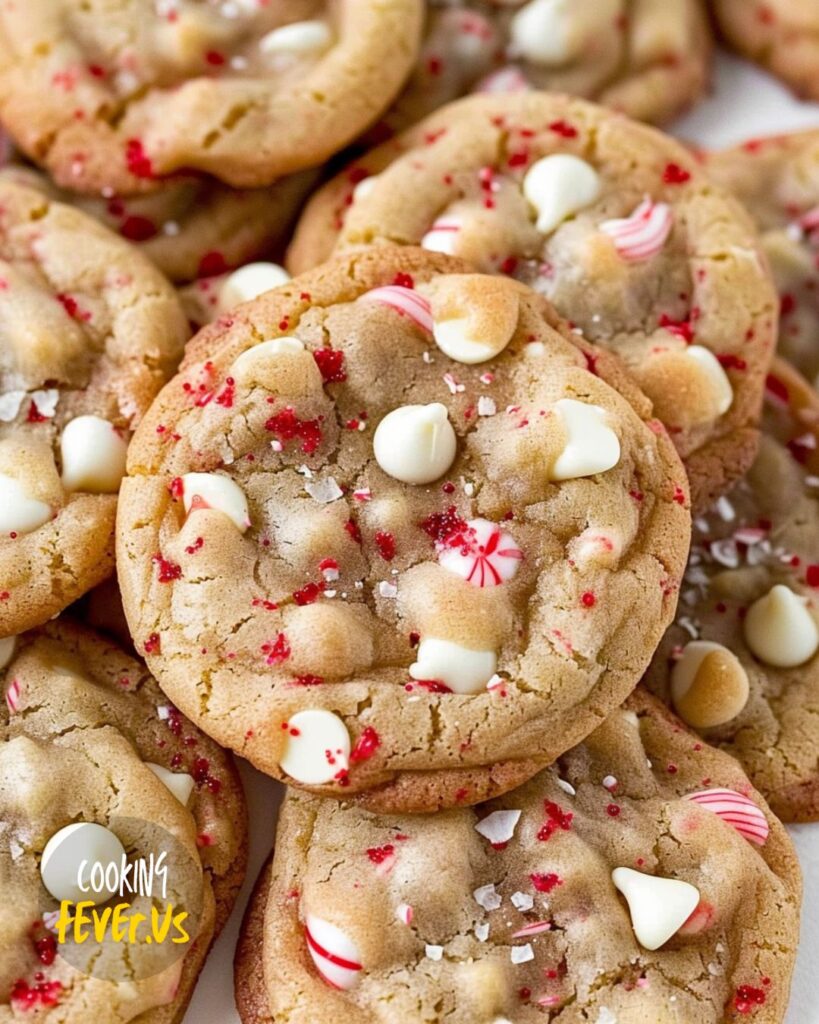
371;0;711;139
645;359;819;822
116;247;690;813
0;1;423;193
713;0;819;102
0;179;188;640
0;619;248;1022
703;130;819;383
288;93;778;511
235;689;800;1024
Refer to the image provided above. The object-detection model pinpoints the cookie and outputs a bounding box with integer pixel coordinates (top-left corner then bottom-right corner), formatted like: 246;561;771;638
0;619;248;1022
235;689;800;1024
0;2;423;194
116;247;690;813
372;0;711;139
287;93;778;510
703;130;819;383
645;358;819;822
713;1;819;102
0;179;189;639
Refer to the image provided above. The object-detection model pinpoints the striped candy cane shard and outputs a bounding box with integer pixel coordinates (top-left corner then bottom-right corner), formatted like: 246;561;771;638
512;920;552;939
438;518;523;586
360;286;433;335
305;914;363;990
395;903;413;925
599;198;674;262
5;678;21;713
685;788;769;846
421;217;462;256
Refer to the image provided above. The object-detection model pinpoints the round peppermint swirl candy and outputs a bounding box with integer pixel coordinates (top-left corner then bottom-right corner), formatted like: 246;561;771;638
118;248;689;812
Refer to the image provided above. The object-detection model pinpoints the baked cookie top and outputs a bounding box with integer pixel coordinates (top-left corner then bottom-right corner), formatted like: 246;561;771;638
287;93;778;510
645;359;819;823
0;1;423;194
235;690;800;1024
374;0;711;137
703;130;819;383
0;179;188;639
0;620;247;1023
713;0;819;102
116;248;690;813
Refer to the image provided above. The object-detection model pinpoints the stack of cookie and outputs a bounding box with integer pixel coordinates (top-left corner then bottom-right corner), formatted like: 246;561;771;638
1;3;818;1022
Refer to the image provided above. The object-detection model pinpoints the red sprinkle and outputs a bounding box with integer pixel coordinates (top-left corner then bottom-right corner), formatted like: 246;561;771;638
537;800;573;841
144;633;161;654
548;119;578;138
313;348;347;383
351;725;381;762
293;581;324;606
10;977;64;1010
125;138;154;179
375;531;396;561
120;215;158;241
366;844;395;865
198;250;228;277
733;985;767;1014
420;506;467;544
581;591;596;608
262;633;291;664
152;554;182;583
265;407;322;455
530;872;563;893
662;162;691;185
393;272;414;288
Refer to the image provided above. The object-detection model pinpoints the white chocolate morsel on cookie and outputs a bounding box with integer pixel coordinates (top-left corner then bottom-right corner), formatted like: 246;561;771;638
373;404;457;485
280;709;351;785
60;415;128;494
509;0;619;66
218;262;291;311
259;21;333;60
549;399;621;481
40;822;127;904
671;641;750;728
231;337;323;397
305;914;363;990
0;473;51;533
523;155;601;235
181;472;251;532
409;637;498;694
0;636;16;669
438;518;523;587
421;217;463;257
683;347;734;417
612;867;700;951
744;584;819;668
145;762;196;805
430;274;519;363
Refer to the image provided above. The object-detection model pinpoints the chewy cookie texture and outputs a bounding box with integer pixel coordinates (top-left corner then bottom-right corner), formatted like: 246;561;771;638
0;620;247;1022
116;248;690;812
646;359;819;823
0;179;188;638
0;2;423;193
288;92;778;511
236;691;800;1024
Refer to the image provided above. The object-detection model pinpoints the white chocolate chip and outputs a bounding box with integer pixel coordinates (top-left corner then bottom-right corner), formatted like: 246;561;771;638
373;404;457;484
684;346;733;417
260;20;333;58
182;472;251;531
144;762;195;805
744;584;819;668
422;217;462;256
611;867;700;951
433;316;512;365
280;709;351;785
60;415;127;494
231;335;306;376
509;0;576;65
409;637;497;694
671;640;749;728
549;399;620;481
40;822;126;904
523;155;601;235
0;474;51;534
218;262;290;310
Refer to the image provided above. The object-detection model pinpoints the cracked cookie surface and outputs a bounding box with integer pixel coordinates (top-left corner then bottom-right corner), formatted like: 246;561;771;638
371;0;711;139
645;359;819;822
116;247;690;813
0;619;248;1023
703;130;819;384
0;1;422;193
288;93;778;511
235;690;800;1024
0;179;188;639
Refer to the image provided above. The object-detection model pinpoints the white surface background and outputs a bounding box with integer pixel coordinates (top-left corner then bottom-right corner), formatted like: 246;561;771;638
181;51;819;1024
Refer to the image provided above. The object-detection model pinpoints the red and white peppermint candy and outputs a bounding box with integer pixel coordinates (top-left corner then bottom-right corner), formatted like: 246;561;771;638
421;217;462;256
474;66;530;94
360;286;433;335
685;788;769;846
305;914;363;990
395;903;413;926
5;678;21;713
438;518;523;587
512;920;552;939
599;197;673;262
